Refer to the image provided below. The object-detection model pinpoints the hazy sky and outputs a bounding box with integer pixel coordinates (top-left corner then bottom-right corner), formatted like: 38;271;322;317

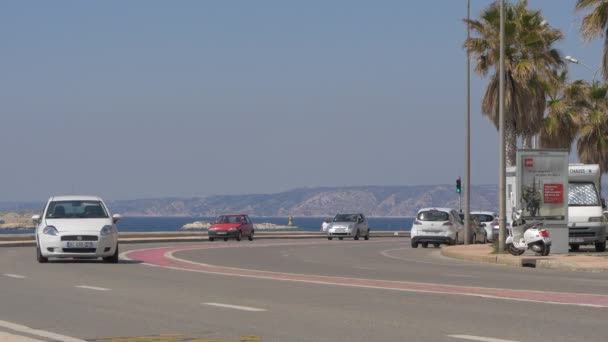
0;1;602;201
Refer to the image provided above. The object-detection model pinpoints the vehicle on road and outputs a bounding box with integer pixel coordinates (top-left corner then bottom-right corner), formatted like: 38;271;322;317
471;211;498;242
327;213;370;240
567;164;606;252
32;195;121;263
460;213;488;244
208;214;254;242
410;208;464;248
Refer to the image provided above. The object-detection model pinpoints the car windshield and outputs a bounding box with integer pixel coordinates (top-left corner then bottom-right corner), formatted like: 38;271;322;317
45;200;108;219
333;214;358;222
417;210;449;221
217;215;244;223
568;182;599;206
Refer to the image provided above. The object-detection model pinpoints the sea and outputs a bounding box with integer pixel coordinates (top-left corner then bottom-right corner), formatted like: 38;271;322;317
0;216;414;234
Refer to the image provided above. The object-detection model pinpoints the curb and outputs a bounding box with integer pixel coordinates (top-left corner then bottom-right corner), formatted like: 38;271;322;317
440;246;608;272
0;231;410;248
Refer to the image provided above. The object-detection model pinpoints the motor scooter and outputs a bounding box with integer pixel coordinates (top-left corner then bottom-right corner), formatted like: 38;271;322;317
506;209;551;256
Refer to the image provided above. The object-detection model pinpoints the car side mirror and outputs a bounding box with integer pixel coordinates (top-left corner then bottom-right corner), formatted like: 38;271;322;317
112;214;123;223
32;214;41;223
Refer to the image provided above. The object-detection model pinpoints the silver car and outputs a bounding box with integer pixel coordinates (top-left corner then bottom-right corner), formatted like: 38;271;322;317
327;213;370;241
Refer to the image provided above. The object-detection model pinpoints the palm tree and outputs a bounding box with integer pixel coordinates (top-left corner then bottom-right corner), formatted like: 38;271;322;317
577;83;608;174
464;0;564;165
576;0;608;80
539;72;586;150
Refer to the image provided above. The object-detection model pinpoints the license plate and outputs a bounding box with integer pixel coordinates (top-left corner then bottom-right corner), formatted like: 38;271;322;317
569;238;584;243
216;232;227;235
66;241;95;248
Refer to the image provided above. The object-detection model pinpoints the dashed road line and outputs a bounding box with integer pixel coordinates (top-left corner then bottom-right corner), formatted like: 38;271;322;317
0;319;87;342
3;274;26;279
448;334;520;342
353;266;376;270
203;303;267;312
74;285;111;291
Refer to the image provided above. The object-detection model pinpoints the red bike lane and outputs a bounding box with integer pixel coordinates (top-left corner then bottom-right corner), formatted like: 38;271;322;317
124;243;608;308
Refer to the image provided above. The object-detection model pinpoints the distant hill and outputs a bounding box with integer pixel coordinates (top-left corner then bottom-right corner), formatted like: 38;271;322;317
4;184;608;218
104;185;500;217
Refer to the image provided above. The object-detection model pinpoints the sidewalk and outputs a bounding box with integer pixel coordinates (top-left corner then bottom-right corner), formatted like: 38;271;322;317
441;244;608;272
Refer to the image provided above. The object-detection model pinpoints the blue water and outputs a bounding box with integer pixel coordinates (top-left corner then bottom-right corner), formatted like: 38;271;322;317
0;216;414;234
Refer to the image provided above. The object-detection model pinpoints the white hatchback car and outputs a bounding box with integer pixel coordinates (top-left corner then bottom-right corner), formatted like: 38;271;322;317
410;208;464;248
33;195;122;263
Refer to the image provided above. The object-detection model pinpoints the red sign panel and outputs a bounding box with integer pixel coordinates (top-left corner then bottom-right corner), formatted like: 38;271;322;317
525;158;534;168
543;183;564;204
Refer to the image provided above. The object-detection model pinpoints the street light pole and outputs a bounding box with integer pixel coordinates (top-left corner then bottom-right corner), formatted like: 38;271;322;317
464;0;471;245
498;0;507;253
565;55;601;84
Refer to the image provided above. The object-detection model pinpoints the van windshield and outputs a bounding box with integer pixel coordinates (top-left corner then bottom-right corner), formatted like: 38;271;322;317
417;210;449;221
568;182;599;206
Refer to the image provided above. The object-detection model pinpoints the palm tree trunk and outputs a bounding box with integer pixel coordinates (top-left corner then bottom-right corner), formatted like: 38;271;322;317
523;135;533;149
506;119;517;167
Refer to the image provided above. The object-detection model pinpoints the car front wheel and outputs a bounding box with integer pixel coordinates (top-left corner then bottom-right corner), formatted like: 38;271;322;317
411;240;418;248
36;245;48;263
103;244;119;263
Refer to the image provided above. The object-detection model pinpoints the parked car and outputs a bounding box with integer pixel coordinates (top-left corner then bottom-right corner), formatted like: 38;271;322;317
459;213;488;244
327;213;370;240
471;211;498;242
208;214;254;241
410;208;464;248
32;195;122;263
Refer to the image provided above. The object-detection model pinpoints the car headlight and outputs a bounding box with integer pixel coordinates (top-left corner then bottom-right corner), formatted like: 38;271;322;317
42;226;58;236
348;225;354;230
588;216;604;223
228;228;237;231
100;225;115;236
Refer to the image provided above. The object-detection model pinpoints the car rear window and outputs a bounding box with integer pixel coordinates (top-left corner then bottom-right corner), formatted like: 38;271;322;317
417;210;449;221
474;214;495;222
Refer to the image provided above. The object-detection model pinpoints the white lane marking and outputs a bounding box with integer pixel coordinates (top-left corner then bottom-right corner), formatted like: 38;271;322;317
448;334;520;342
3;274;26;279
0;331;45;342
0;319;88;342
142;263;158;267
446;274;478;278
203;303;267;312
353;266;376;270
74;285;111;291
380;247;458;266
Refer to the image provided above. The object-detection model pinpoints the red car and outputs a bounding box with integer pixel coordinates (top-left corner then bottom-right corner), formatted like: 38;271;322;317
208;214;254;242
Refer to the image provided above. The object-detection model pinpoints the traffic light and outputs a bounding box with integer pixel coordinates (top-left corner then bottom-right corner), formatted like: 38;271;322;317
456;178;461;193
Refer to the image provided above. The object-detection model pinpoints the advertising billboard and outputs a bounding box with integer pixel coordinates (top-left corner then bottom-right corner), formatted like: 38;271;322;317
516;149;569;225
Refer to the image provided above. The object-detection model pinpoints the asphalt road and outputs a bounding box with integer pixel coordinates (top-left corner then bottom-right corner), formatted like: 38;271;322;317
1;238;607;342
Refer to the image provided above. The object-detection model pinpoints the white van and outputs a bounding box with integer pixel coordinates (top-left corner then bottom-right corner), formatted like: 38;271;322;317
568;164;606;252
